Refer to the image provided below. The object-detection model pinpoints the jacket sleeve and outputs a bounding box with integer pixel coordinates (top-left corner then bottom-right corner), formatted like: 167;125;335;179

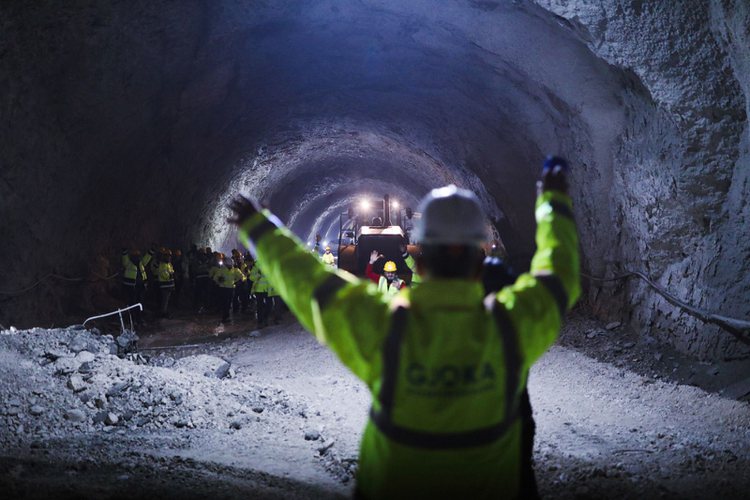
364;262;380;283
239;211;391;385
404;253;416;274
142;251;153;268
495;190;580;372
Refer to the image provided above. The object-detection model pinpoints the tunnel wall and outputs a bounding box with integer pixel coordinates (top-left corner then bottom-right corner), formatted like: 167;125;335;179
0;1;748;360
534;0;749;359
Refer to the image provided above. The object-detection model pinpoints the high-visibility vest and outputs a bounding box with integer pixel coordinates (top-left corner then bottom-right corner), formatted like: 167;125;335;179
238;190;580;498
249;265;270;293
157;262;175;289
377;276;402;296
121;251;151;286
214;266;237;289
322;252;335;266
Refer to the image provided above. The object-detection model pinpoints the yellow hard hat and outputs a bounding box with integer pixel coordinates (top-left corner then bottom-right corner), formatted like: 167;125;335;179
383;261;397;273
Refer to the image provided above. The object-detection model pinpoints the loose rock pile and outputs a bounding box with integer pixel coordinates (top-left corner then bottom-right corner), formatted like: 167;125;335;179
0;325;303;449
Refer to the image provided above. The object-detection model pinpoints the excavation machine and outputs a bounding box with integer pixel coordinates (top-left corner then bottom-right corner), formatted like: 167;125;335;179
335;195;419;283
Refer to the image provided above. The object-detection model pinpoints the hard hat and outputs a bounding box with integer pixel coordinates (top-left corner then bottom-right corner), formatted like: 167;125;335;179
130;249;141;257
383;261;397;273
231;249;240;256
325;246;331;251
414;185;486;245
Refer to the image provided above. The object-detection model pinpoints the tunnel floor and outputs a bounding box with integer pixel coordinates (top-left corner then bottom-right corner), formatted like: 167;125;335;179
1;314;749;499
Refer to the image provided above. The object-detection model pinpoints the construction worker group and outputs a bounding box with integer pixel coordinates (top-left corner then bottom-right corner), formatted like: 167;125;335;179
120;244;288;326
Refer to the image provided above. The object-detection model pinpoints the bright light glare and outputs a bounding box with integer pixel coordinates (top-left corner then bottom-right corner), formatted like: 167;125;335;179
323;240;329;247
391;200;399;209
359;199;371;211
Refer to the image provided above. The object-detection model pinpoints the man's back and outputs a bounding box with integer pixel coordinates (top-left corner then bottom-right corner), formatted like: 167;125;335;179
232;161;579;499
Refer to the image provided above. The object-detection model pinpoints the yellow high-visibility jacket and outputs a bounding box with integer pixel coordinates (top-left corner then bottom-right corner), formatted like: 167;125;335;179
214;266;243;289
121;250;152;286
157;262;175;289
248;264;270;293
322;251;335;266
239;191;579;499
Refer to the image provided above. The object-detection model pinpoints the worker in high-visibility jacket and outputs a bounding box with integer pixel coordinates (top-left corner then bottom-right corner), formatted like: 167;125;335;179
232;251;250;313
156;250;176;318
249;262;271;327
365;252;406;296
321;246;336;267
214;257;244;323
229;157;579;499
120;247;153;325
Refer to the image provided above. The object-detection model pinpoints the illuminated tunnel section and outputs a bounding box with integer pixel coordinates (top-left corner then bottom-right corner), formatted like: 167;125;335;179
0;1;748;360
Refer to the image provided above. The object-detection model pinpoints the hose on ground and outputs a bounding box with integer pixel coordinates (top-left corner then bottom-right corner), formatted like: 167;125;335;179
583;271;750;346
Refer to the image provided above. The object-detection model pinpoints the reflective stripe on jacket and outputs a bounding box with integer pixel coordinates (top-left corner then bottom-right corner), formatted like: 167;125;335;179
238;190;579;499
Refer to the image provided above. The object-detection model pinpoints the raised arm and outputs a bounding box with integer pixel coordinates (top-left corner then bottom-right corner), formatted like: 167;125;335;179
495;158;581;371
230;198;392;385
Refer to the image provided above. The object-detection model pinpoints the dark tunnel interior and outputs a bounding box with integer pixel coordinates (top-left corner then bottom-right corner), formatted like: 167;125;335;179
1;1;749;498
3;0;747;360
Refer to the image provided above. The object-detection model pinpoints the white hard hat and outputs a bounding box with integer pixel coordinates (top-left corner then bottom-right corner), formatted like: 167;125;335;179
414;185;487;245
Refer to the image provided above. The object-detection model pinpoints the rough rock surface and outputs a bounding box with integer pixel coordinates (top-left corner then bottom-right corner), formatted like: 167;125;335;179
0;1;747;362
1;321;749;498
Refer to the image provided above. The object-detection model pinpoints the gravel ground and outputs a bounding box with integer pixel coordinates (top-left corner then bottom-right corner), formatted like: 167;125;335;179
1;315;749;499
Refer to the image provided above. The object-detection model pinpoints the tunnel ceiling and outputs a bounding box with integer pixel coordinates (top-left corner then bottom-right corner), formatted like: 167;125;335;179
1;1;748;360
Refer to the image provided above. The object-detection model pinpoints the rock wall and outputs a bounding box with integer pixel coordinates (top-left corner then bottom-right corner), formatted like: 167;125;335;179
0;0;747;359
534;0;749;359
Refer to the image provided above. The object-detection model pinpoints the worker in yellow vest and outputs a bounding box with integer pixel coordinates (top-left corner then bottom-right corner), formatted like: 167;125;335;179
321;246;336;267
156;249;176;318
249;262;271;327
213;256;245;323
120;247;152;325
366;252;405;296
229;157;579;498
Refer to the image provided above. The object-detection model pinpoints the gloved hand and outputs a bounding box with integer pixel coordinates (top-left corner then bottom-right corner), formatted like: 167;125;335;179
538;155;569;195
228;195;261;226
